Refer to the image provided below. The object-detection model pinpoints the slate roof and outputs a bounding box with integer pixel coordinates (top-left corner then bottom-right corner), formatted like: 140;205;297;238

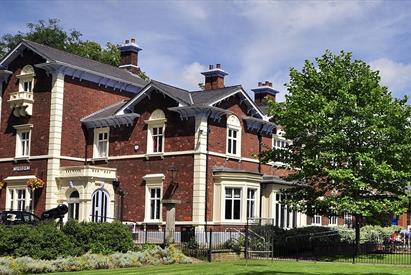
12;40;148;87
81;100;129;122
191;85;242;105
150;80;193;105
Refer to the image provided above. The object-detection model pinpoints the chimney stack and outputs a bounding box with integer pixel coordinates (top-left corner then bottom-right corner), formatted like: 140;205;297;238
251;81;279;107
201;63;228;90
118;38;142;75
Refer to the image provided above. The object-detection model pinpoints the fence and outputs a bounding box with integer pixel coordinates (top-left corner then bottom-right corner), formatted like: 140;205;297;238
128;224;411;265
131;228;245;261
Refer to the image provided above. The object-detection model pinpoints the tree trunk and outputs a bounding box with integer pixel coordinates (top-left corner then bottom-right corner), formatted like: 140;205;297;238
354;215;361;256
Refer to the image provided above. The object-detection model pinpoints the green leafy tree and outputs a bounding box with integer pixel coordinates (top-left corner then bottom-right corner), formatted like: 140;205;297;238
0;17;149;82
262;50;411;250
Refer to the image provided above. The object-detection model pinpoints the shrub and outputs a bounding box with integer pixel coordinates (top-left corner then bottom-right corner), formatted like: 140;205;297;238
0;222;77;260
62;220;134;255
0;220;134;260
0;246;191;274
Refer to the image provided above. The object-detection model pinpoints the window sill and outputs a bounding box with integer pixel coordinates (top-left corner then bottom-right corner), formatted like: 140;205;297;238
91;157;108;163
143;220;163;225
225;154;242;162
145;153;164;160
14;156;30;163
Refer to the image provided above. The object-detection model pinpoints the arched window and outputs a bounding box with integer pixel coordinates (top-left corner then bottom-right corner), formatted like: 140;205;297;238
145;109;166;154
68;190;80;220
18;65;35;93
226;115;241;156
91;189;109;222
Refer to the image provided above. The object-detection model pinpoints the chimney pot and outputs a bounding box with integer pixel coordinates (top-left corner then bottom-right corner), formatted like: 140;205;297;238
119;38;142;75
202;63;228;91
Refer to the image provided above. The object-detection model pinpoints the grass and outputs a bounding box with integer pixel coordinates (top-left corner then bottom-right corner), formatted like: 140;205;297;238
51;259;411;274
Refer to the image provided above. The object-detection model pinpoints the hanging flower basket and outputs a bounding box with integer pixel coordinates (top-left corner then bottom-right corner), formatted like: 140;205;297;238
0;180;6;190
26;177;45;190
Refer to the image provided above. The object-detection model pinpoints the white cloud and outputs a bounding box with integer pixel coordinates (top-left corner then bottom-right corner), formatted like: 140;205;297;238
181;62;207;89
369;58;411;94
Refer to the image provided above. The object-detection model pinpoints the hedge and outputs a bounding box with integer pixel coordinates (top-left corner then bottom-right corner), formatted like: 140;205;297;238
0;220;134;260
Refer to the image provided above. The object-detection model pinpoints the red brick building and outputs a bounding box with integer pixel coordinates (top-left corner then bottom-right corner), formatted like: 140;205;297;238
0;40;408;229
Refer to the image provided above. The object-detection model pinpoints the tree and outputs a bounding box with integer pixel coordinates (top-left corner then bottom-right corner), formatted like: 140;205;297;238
0;18;150;81
261;50;411;251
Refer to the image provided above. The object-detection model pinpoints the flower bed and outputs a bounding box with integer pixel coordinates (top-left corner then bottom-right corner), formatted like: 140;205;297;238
0;245;191;274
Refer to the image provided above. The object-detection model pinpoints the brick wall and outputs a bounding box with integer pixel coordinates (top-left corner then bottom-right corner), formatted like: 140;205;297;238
0;49;51;215
61;77;133;158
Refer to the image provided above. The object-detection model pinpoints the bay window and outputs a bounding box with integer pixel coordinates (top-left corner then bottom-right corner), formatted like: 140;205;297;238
225;188;241;220
247;189;256;219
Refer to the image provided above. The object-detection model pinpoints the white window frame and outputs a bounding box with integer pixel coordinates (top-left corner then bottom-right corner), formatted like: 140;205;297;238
13;124;33;159
7;187;33;212
226;115;241;157
344;212;353;227
312;214;322;225
272;191;298;229
272;134;289;150
224;187;242;221
145;109;166;156
149;187;161;220
247;188;257;219
93;127;109;159
143;173;164;223
68;190;80;221
329;215;338;226
91;188;109;223
17;65;35;93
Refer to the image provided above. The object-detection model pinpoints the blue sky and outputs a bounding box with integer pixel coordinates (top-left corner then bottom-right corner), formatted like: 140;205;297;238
1;0;410;102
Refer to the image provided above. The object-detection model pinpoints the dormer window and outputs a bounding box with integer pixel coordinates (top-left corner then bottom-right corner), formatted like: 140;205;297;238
8;65;35;117
226;115;241;157
93;128;109;159
145;109;166;156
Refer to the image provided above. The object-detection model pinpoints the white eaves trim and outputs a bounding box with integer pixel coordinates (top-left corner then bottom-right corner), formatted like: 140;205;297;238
116;84;153;115
208;87;267;120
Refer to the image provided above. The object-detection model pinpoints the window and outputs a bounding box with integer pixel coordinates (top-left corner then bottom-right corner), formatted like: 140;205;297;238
68;190;80;220
152;127;163;153
312;214;322;225
344;212;352;227
149;188;161;220
272;136;289;150
93;128;109;159
18;65;35;93
227;129;238;155
8;188;33;211
143;173;164;222
225;188;241;220
14;125;33;158
247;189;256;219
329;215;338;226
145;109;166;155
226;115;241;156
91;189;109;222
273;192;297;228
22;80;33;92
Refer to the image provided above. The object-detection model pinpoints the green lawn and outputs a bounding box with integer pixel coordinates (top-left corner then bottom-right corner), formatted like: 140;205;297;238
52;259;411;274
